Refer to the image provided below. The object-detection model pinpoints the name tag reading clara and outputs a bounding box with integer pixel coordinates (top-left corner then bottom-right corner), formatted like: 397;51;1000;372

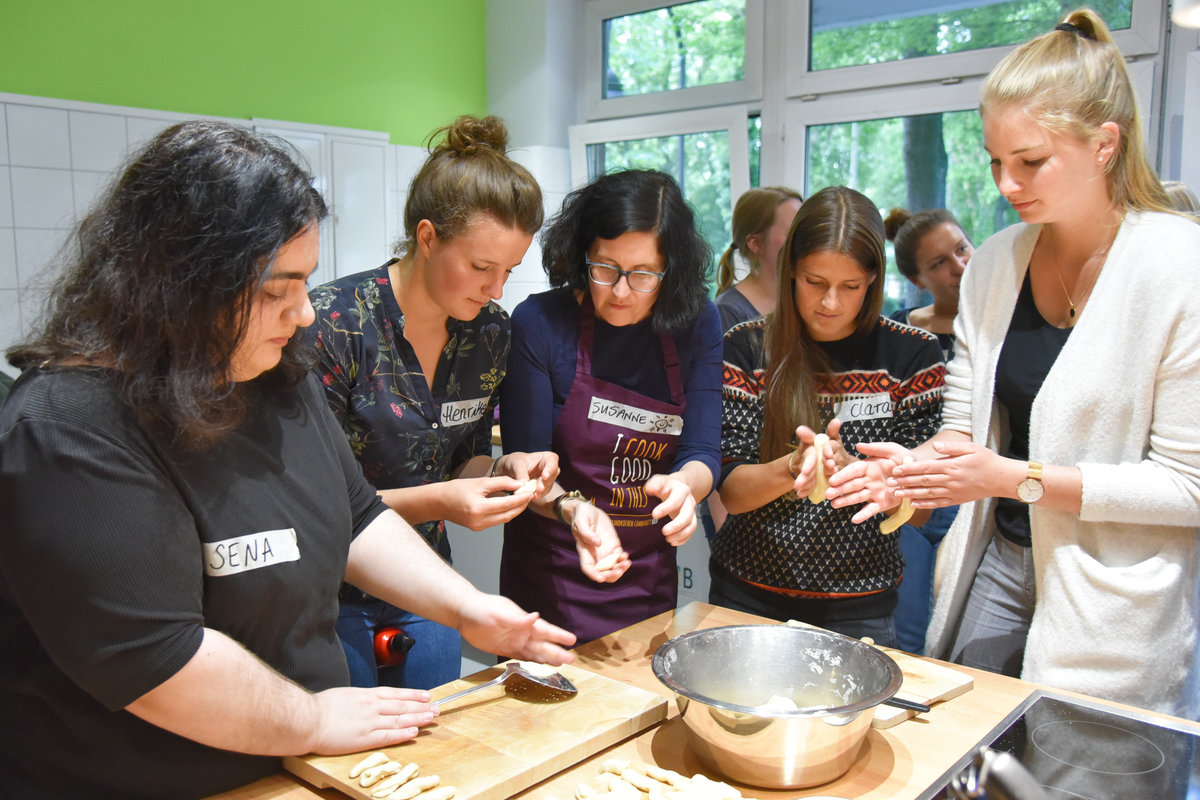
440;396;490;427
833;393;894;423
203;528;300;577
588;397;683;435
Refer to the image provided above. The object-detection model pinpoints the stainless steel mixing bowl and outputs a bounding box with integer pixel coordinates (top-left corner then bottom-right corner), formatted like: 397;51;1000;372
651;624;903;789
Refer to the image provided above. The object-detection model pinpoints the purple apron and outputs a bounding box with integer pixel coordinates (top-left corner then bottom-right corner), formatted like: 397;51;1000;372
501;297;686;643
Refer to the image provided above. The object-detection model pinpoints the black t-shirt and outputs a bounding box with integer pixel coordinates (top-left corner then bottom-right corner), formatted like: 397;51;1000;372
0;367;387;799
993;273;1072;547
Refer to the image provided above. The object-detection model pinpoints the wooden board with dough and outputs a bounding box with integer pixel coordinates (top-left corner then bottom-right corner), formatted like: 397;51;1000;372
284;662;669;800
872;649;974;728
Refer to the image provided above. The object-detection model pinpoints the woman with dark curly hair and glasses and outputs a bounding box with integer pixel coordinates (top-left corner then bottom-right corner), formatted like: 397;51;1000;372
499;169;723;643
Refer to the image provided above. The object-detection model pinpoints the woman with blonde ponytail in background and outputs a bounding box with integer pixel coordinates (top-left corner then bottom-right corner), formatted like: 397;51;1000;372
714;187;802;332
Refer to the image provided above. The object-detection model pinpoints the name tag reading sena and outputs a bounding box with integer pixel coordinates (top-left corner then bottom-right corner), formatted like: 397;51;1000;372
440;396;490;427
203;528;300;577
588;397;683;435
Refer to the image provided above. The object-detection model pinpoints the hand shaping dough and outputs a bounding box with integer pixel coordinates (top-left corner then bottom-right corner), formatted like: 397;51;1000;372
807;434;830;504
594;552;619;571
879;457;916;534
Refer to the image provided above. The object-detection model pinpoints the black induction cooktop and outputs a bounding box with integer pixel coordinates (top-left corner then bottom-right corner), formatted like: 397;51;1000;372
918;690;1200;799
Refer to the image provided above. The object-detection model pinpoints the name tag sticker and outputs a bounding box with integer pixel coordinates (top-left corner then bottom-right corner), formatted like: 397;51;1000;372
588;397;683;435
203;528;300;577
833;393;893;423
440;397;490;427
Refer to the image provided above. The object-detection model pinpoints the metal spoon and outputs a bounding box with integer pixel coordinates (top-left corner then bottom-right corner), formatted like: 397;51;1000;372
432;662;578;708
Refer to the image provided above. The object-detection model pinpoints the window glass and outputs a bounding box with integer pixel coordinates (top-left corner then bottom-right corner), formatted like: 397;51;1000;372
604;0;746;98
810;0;1133;72
586;130;733;275
805;108;1019;313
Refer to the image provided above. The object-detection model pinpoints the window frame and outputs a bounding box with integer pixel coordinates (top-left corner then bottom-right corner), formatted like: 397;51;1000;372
784;1;1165;97
581;0;764;121
780;59;1156;196
568;105;752;197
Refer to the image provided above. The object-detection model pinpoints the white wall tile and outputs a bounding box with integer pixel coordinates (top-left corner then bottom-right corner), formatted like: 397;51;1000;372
14;227;69;284
11;167;76;229
69;111;129;173
0;166;11;227
0;289;22;377
125;117;174;151
0;105;8;165
0;229;16;289
72;170;109;217
7;105;71;169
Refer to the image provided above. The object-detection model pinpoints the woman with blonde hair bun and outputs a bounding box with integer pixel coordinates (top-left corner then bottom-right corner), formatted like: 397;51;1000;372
714;186;802;332
831;10;1200;717
311;115;560;689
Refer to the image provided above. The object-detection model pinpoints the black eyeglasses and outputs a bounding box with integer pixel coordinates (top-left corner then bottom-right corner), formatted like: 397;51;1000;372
585;259;665;293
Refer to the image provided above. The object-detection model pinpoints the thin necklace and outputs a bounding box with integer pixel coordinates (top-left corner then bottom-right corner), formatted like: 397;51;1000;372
1046;214;1123;327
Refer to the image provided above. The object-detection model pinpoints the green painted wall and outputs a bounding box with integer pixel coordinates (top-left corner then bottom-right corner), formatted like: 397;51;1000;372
0;1;487;146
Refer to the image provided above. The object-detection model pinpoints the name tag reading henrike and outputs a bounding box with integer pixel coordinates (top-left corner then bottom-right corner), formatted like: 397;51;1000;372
589;397;683;435
833;393;893;423
440;396;490;427
204;528;300;577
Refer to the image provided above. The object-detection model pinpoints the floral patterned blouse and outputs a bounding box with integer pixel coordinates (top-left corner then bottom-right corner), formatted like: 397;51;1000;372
309;259;510;560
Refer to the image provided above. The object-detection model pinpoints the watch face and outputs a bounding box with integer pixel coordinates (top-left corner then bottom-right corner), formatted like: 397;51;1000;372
1017;478;1044;503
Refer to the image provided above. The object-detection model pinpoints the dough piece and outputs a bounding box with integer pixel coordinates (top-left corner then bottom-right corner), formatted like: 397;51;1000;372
879;457;916;534
515;478;538;495
386;775;440;800
518;660;558;678
599;758;631;774
350;752;390;779
617;768;656;793
575;781;599;800
360;761;403;788
807;434;830;503
372;764;419;798
594;552;619;571
691;774;742;800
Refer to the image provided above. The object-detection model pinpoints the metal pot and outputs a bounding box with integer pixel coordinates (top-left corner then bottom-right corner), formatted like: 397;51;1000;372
651;624;902;789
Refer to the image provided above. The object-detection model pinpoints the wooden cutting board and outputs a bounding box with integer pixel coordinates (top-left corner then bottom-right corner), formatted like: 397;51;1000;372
284;662;668;800
872;648;974;728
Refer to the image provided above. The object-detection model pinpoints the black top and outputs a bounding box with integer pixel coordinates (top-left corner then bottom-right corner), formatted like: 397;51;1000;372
993;273;1072;547
889;306;956;362
0;368;386;799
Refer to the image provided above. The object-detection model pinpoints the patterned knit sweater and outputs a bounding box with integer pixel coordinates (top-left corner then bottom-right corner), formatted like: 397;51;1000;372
715;316;944;598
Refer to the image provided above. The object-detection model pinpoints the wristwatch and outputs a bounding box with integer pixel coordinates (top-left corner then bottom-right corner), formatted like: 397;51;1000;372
1016;461;1044;504
553;490;587;523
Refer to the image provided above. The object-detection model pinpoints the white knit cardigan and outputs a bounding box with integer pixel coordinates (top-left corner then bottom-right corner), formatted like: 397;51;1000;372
925;211;1200;718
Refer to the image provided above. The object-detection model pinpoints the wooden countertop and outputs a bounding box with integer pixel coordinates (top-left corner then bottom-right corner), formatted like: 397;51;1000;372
208;601;1185;800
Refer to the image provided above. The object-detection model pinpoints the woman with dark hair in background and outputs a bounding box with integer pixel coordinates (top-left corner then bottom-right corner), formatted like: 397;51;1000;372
831;11;1200;717
310;115;558;690
0;120;573;798
714;186;803;332
499;169;723;643
714;186;944;646
884;206;974;654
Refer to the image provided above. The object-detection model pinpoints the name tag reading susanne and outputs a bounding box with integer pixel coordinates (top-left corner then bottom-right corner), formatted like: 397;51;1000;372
833;393;894;423
203;528;300;577
588;397;683;435
440;397;490;427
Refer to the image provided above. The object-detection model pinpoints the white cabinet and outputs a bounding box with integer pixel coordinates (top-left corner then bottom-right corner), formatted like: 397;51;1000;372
254;119;391;286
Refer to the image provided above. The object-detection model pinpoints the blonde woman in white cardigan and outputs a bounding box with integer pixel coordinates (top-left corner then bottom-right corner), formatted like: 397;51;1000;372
826;9;1200;719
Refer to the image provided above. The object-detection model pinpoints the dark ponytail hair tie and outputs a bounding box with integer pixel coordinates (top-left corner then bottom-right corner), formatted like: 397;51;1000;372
1054;21;1094;40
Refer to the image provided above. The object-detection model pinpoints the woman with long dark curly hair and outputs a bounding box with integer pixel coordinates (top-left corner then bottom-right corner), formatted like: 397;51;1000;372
499;169;723;643
0;120;574;799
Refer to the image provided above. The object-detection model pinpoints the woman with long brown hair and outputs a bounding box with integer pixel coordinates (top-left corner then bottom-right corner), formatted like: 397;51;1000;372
713;186;944;645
